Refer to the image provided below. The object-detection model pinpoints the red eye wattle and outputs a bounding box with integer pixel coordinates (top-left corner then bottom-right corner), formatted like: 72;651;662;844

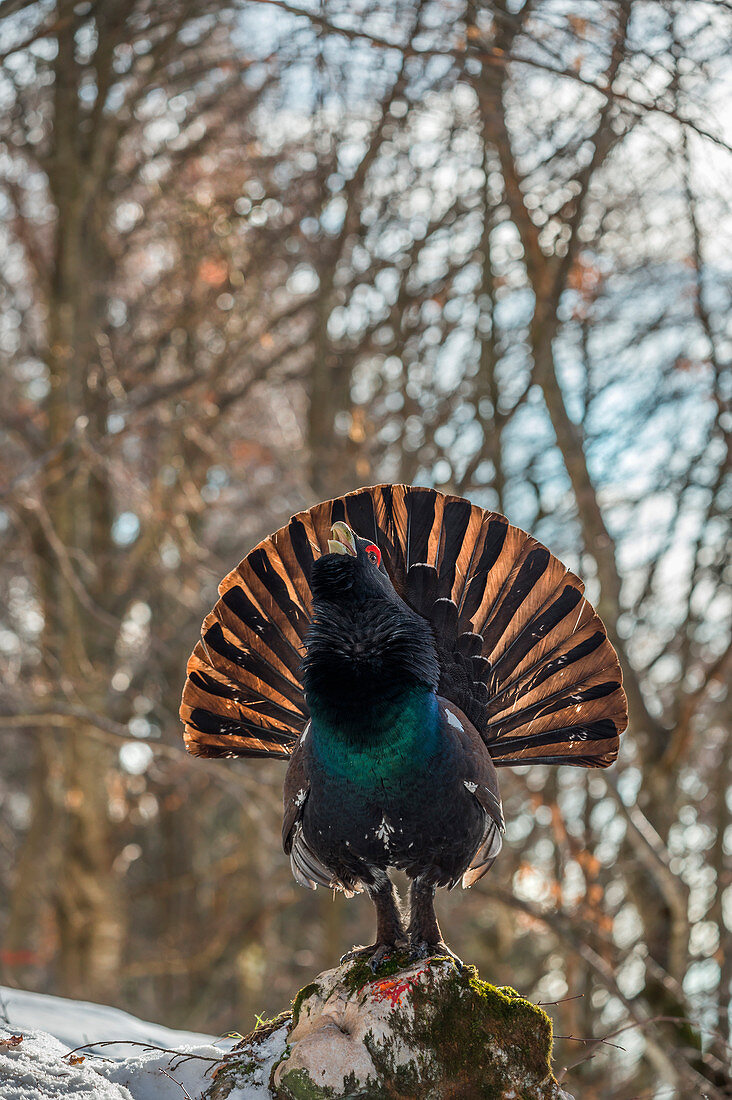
364;544;381;567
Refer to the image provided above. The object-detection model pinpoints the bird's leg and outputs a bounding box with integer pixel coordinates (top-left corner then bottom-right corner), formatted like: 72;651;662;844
340;874;406;970
407;877;463;969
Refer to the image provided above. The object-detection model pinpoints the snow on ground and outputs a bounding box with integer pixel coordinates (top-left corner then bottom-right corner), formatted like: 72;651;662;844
90;1037;234;1100
0;1027;133;1100
0;985;218;1051
97;1024;289;1100
0;989;272;1100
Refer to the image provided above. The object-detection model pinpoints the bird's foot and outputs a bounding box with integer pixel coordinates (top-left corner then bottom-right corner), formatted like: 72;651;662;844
408;939;463;971
340;942;407;972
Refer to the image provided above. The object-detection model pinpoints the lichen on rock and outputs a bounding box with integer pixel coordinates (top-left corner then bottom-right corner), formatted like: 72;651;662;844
204;955;575;1100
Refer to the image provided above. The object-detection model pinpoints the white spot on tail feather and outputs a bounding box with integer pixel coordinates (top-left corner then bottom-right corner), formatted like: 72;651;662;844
375;814;395;844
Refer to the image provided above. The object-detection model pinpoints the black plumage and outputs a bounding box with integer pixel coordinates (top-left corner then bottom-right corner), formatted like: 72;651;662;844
181;485;627;964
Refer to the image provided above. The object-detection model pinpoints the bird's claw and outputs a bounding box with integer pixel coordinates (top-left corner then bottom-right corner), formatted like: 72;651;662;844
408;940;464;971
340;943;375;965
367;944;397;972
340;942;407;971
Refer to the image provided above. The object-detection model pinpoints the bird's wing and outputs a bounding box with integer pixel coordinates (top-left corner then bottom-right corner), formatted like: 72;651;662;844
281;726;362;897
181;483;627;767
438;699;504;888
281;727;311;855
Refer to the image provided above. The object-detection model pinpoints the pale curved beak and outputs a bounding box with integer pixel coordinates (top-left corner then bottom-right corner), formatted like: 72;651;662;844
327;521;357;556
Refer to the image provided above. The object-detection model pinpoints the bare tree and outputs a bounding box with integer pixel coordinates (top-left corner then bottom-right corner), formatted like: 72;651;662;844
0;2;729;1094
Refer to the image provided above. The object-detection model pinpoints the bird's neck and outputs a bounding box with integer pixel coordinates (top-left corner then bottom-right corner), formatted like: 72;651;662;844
307;683;440;783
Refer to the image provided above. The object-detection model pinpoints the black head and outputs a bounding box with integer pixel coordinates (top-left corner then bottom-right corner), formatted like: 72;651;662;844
309;520;393;605
303;522;439;708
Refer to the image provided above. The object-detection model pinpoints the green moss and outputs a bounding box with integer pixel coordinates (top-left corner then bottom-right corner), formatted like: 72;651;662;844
236;1058;258;1078
269;1042;292;1093
465;975;553;1078
291;982;321;1027
342;949;415;994
360;1029;427;1100
277;1068;368;1100
277;1067;337;1099
361;961;556;1099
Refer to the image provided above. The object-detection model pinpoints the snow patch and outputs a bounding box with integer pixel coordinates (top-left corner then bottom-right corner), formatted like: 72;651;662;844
96;1039;230;1100
212;1023;289;1098
0;1026;133;1100
0;993;242;1100
0;986;217;1051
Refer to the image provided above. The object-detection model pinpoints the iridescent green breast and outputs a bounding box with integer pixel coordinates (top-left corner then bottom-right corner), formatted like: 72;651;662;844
308;685;440;792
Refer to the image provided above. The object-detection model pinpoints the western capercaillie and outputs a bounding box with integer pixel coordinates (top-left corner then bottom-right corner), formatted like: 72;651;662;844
180;484;627;967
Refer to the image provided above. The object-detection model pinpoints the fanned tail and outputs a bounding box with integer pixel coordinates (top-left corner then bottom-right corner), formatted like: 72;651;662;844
369;485;627;767
181;484;627;766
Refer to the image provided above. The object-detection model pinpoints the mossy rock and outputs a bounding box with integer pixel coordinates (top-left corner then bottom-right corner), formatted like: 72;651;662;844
203;957;573;1099
272;955;572;1100
203;1014;292;1099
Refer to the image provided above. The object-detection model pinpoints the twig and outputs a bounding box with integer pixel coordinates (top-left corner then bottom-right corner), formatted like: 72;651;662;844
64;1039;222;1063
554;1032;626;1052
244;0;731;151
536;993;584;1007
159;1068;195;1099
561;1016;732;1079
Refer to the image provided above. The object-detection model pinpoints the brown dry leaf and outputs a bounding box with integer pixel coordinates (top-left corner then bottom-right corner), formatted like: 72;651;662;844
0;1035;24;1048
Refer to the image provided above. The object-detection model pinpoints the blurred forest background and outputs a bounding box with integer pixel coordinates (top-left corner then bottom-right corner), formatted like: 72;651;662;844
0;1;730;1097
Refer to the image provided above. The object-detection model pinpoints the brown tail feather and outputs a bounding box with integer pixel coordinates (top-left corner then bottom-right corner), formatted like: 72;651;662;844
180;484;627;765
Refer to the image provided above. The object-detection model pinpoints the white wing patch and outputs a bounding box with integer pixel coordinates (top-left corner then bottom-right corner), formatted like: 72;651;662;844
464;780;478;793
294;788;307;807
445;709;463;731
